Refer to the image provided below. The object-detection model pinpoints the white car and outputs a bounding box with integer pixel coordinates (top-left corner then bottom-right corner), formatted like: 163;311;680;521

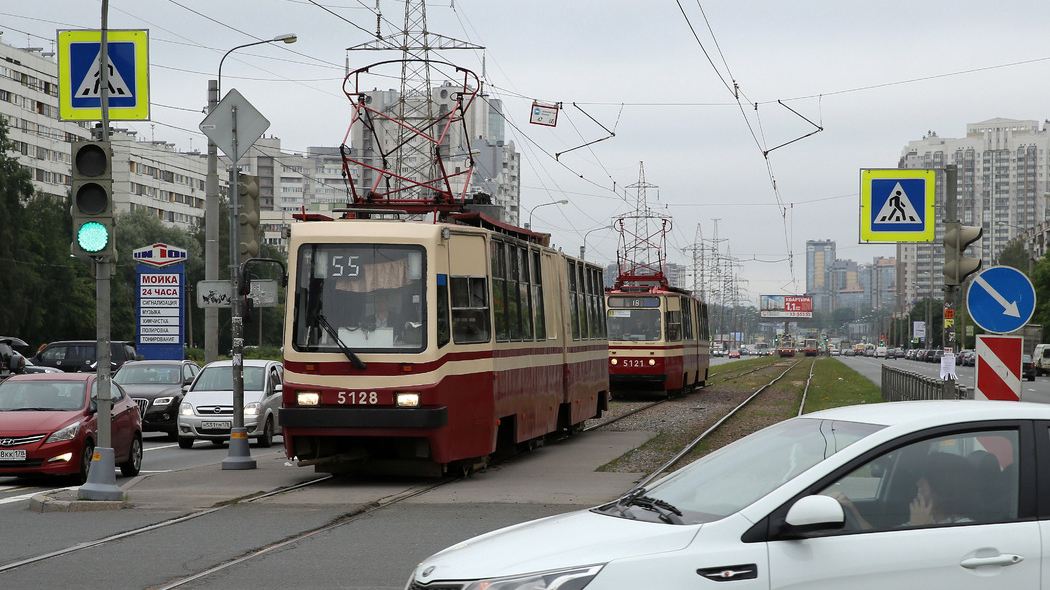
177;359;283;448
406;400;1043;589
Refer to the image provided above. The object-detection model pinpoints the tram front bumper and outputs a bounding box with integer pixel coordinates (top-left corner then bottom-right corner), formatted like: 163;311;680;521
279;406;448;430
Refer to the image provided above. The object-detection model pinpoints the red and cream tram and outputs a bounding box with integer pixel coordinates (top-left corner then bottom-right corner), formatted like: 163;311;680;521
279;213;609;475
605;281;711;396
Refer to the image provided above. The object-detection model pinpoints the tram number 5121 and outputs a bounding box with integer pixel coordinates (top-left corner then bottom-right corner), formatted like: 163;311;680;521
337;391;379;404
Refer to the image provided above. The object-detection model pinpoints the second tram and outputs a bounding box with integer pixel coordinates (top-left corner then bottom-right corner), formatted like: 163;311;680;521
605;284;711;396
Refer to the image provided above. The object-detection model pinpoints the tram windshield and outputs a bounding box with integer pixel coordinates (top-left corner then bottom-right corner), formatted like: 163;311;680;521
607;309;662;342
293;244;426;353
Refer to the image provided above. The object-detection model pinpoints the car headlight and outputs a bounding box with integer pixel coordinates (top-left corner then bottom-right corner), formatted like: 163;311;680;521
244;401;261;416
44;421;81;444
458;565;603;590
154;396;174;406
180;402;194;416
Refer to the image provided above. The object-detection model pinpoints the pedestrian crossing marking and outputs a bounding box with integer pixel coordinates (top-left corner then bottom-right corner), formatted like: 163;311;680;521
874;182;922;225
74;50;133;98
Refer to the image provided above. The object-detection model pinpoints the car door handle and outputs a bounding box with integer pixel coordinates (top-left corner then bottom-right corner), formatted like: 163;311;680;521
960;554;1023;569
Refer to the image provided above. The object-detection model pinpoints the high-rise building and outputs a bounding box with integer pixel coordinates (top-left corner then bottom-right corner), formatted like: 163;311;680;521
806;240;835;311
897;119;1050;308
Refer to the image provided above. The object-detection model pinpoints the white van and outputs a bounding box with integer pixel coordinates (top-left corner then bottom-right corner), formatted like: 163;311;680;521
1034;343;1050;376
874;346;888;358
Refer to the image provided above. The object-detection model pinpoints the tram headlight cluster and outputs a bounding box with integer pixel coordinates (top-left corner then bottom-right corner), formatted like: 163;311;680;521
297;392;320;406
610;358;618;365
649;359;656;366
396;392;420;407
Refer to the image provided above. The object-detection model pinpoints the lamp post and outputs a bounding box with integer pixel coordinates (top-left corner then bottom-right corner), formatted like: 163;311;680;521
580;223;612;260
205;34;296;365
208;34;296;471
526;199;568;230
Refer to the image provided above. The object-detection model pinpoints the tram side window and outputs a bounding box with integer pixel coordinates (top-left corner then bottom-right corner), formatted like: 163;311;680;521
437;277;451;347
532;250;546;340
596;268;607;338
450;276;490;344
666;309;682;342
519;246;533;341
682;297;695;340
568;261;580;340
507;244;523;341
492;241;507;342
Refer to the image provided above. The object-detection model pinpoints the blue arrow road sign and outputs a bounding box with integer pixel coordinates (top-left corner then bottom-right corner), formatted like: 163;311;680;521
967;265;1036;334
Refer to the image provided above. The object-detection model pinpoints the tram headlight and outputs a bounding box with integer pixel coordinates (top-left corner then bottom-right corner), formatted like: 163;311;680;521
297;392;320;406
610;358;618;365
648;359;656;366
396;392;420;407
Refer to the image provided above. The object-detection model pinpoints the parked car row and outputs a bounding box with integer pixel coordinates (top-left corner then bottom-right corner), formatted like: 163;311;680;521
0;353;283;484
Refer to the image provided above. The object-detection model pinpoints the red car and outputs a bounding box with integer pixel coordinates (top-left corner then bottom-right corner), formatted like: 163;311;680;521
728;349;741;359
0;373;142;484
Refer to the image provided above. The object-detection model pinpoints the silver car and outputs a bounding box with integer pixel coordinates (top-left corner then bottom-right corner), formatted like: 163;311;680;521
177;359;283;449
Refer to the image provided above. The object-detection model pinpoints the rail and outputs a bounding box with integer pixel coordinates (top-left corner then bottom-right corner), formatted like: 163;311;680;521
881;364;972;401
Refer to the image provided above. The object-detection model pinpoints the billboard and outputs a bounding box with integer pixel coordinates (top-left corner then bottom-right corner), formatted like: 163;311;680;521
760;295;813;318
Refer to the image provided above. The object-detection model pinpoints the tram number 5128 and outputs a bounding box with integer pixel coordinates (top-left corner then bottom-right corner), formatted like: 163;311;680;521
337;391;379;405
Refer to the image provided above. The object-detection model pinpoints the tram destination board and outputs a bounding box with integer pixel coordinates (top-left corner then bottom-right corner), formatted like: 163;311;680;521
607;296;660;308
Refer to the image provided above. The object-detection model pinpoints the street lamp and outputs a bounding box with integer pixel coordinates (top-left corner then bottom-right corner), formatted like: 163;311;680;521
526;199;568;229
217;34;297;97
580;222;612;260
206;33;296;471
206;33;298;365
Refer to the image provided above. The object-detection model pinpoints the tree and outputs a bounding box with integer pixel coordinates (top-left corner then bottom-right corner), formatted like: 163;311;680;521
0;118;39;336
996;239;1032;275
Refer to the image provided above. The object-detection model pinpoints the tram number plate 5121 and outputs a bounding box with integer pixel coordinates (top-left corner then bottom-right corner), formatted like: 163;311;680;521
336;391;380;405
622;359;646;368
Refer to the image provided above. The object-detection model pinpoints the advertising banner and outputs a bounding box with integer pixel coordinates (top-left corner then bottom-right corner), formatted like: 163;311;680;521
760;295;813;318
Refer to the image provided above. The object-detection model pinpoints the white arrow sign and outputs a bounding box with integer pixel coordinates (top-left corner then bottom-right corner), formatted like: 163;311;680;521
974;274;1020;318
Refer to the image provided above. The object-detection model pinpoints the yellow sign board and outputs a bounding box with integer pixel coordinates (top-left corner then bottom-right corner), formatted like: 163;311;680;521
859;168;936;242
58;29;149;121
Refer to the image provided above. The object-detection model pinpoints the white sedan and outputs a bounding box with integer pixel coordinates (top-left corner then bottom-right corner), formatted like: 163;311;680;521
406;400;1042;589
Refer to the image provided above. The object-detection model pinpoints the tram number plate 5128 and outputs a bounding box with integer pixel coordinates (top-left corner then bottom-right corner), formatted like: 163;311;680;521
336;391;380;405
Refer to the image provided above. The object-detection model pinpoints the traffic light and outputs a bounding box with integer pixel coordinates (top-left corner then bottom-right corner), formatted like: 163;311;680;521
70;140;115;260
942;221;983;286
238;174;261;259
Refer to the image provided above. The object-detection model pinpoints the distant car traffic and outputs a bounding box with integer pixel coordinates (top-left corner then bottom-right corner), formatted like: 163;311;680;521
114;359;201;440
177;359;283;448
0;373;142;483
1022;354;1036;381
406;400;1044;589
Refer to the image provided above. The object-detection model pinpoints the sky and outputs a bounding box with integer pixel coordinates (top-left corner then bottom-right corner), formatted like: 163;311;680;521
7;1;1050;306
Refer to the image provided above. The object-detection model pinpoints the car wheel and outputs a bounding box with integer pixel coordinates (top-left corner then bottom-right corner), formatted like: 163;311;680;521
178;437;195;449
120;435;143;477
76;440;94;485
257;417;274;448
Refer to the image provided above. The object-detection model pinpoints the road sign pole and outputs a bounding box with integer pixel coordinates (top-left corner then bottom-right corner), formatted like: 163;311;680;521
942;165;958;397
223;105;255;470
205;79;219;364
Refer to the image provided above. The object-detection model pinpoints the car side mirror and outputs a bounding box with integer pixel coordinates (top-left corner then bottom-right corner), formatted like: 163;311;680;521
274;383;283;394
777;495;845;538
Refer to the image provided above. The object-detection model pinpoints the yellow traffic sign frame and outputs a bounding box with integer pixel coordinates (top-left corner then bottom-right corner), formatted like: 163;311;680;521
859;168;936;243
58;29;149;121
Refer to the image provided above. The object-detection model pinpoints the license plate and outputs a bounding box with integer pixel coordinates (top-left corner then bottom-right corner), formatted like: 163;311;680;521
0;449;26;461
201;421;231;429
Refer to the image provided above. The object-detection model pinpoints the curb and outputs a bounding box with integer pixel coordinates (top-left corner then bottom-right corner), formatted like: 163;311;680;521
28;492;129;513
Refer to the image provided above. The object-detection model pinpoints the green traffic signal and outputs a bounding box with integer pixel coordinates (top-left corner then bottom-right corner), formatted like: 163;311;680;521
76;221;110;252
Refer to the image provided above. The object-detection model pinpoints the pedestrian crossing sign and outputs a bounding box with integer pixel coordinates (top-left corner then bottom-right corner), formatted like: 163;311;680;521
58;29;149;121
859;168;935;243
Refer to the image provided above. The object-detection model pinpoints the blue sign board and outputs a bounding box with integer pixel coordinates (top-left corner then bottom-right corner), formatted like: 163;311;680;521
134;243;188;360
967;266;1036;334
859;169;936;243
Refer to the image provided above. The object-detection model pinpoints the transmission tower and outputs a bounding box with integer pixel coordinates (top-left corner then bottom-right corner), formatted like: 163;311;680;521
344;0;484;208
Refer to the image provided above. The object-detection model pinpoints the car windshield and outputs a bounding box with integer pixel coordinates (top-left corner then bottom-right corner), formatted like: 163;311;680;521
0;380;87;411
292;244;426;353
191;366;265;392
114;365;182;385
618;417;884;525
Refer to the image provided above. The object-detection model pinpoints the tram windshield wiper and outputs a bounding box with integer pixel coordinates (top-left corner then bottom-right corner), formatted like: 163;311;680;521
315;314;366;370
